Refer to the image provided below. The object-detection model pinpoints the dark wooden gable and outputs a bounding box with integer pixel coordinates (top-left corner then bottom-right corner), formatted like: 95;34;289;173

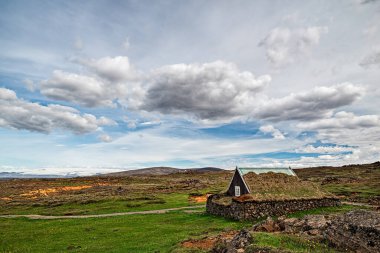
227;169;250;196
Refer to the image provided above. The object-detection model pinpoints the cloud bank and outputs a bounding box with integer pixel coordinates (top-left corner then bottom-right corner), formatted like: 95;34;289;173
39;57;366;128
255;83;364;121
142;61;271;121
41;56;143;109
0;87;115;134
297;111;380;130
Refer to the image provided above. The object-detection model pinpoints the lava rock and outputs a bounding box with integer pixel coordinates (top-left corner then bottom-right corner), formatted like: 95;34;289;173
325;210;380;253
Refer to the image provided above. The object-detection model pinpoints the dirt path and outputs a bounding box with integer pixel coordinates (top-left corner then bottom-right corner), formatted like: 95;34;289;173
342;201;378;208
0;205;205;220
1;201;374;220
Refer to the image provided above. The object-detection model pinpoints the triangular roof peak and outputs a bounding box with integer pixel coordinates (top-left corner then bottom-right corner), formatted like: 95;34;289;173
237;167;296;176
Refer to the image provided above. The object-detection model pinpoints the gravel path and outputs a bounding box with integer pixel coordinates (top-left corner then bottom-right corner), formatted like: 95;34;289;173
0;205;205;220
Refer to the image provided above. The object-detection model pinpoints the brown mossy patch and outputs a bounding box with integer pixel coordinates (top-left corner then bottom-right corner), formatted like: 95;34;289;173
211;195;233;206
181;230;238;250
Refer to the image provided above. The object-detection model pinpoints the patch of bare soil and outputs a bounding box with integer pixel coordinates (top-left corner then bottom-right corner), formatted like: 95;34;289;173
181;230;237;250
188;194;211;203
181;238;215;250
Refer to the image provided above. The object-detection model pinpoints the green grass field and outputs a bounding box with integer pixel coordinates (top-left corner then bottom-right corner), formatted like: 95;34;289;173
0;205;363;253
247;232;338;253
0;211;249;253
0;193;198;216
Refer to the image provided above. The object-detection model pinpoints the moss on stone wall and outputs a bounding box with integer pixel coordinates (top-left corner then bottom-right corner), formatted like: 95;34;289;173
206;194;341;220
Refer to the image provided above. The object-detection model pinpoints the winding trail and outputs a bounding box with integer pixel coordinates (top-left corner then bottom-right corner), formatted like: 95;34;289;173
1;202;376;220
0;205;205;220
341;201;377;208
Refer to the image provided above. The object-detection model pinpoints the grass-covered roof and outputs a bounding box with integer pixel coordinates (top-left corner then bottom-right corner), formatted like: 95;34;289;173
235;172;332;202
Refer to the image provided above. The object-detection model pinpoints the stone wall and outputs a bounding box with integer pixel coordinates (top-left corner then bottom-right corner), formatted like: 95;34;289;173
206;194;341;220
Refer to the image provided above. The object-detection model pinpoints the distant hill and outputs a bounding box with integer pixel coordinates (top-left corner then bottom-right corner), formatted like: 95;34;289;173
102;166;224;177
0;166;225;179
190;167;224;173
0;172;78;179
103;167;181;176
294;161;380;175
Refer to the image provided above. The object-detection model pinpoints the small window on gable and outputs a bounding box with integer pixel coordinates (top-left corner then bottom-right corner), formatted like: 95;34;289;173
234;186;241;197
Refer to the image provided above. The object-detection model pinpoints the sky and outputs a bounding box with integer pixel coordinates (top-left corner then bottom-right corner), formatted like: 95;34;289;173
1;0;380;175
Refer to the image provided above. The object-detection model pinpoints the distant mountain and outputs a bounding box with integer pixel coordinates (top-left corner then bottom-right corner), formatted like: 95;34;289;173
294;161;380;172
103;167;181;176
0;166;226;179
0;172;79;179
191;167;224;173
102;166;224;177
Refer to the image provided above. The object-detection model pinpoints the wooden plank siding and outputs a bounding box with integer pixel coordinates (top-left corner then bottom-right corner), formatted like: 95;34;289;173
227;169;250;196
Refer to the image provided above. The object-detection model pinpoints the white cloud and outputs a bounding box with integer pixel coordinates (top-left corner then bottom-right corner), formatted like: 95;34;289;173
259;26;328;66
122;115;162;129
122;116;138;129
259;124;285;139
255;83;364;121
41;70;113;107
98;134;112;142
78;56;138;82
0;87;115;134
0;88;17;100
296;145;355;153
295;111;380;166
297;111;380;130
41;56;144;108
293;145;379;167
140;120;161;126
141;61;271;122
41;57;365;127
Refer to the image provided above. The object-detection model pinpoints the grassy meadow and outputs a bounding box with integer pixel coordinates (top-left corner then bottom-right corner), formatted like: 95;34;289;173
0;205;362;253
0;171;231;216
0;211;248;253
0;163;378;252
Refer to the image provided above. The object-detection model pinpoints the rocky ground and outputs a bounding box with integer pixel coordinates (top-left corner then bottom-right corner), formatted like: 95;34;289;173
181;209;380;253
229;209;379;252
